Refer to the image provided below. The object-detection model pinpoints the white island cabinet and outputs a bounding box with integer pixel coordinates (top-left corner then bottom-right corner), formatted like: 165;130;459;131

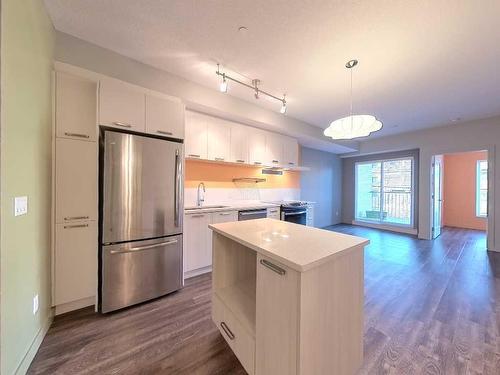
209;219;368;375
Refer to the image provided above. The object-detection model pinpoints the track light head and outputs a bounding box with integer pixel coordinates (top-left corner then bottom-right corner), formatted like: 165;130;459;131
280;98;287;114
220;73;228;93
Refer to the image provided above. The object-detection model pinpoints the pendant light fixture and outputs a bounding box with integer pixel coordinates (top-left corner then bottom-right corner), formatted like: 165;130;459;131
324;60;382;140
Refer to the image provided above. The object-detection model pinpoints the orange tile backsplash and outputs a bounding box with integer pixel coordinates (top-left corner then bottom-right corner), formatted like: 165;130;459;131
185;160;301;189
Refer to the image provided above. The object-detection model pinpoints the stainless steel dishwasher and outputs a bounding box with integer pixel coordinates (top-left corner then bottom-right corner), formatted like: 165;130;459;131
238;208;268;221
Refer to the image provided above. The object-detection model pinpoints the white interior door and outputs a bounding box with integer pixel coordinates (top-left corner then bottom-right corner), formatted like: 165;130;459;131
432;155;443;238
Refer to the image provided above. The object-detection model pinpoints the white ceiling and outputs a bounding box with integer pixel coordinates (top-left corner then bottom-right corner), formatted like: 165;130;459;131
44;0;500;139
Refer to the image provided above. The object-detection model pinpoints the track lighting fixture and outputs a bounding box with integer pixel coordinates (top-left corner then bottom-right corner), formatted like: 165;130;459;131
216;64;287;114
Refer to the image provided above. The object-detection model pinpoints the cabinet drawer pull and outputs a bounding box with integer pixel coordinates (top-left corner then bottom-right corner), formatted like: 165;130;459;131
269;210;278;213
260;259;286;276
288;162;295;165
214;157;225;161
236;159;245;163
253;161;262;165
64;224;89;229
272;160;279;163
64;216;89;221
220;322;235;340
64;132;90;139
219;212;232;216
188;154;201;158
113;121;132;128
157;130;173;136
190;214;205;218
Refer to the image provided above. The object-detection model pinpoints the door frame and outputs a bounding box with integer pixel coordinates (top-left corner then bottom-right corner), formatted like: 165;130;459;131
430;147;495;251
431;155;443;238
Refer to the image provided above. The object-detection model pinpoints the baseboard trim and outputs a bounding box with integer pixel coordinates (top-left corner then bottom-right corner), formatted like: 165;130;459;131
14;313;53;375
55;296;95;316
184;266;212;280
352;220;418;235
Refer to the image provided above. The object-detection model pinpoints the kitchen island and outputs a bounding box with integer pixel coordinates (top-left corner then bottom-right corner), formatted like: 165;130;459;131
209;218;369;375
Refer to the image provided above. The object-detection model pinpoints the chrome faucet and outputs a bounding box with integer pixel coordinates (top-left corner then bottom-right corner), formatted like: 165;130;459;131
197;182;206;207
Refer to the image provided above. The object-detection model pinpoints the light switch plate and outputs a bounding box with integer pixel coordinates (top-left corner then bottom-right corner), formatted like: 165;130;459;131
14;196;28;216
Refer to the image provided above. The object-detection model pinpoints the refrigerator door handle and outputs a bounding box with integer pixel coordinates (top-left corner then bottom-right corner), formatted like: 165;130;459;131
174;149;182;227
109;239;179;254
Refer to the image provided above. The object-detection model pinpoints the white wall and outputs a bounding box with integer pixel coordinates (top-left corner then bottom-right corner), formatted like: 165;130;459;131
345;117;498;251
300;147;342;227
54;31;357;154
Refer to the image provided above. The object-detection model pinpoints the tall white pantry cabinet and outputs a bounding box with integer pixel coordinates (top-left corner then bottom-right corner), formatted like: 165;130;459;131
52;71;99;314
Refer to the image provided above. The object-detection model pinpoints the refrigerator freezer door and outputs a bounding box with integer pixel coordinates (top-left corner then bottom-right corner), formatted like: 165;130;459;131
102;131;183;244
101;235;183;312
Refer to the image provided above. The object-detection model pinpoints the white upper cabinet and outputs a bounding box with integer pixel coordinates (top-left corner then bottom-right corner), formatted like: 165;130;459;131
185;111;208;159
56;72;97;141
283;136;299;167
99;79;145;132
248;129;267;166
145;94;185;139
265;133;284;166
207;117;231;162
184;111;300;168
55;138;98;224
230;124;249;164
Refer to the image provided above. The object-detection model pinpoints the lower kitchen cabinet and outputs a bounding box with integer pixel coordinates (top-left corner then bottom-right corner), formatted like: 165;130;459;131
184;210;238;277
54;221;97;307
184;213;212;273
266;207;280;220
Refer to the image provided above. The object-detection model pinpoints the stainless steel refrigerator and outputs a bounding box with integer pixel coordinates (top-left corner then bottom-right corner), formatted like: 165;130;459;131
99;129;183;313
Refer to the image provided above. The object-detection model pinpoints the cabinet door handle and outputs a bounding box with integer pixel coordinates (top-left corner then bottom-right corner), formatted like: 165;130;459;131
214;157;225;161
113;121;132;128
64;132;90;139
220;322;235;340
260;259;286;276
64;224;89;229
157;130;173;136
188;154;201;158
64;216;89;221
288;162;295;165
272;160;279;163
219;212;232;216
236;159;245;163
253;161;262;165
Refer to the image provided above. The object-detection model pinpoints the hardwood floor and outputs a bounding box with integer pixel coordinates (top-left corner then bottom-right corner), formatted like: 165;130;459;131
28;226;500;374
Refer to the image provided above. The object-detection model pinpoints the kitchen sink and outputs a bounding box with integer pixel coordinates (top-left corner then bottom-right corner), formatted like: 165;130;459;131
185;205;229;211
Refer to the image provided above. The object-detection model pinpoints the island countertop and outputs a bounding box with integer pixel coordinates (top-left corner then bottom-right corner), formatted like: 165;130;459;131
209;218;369;272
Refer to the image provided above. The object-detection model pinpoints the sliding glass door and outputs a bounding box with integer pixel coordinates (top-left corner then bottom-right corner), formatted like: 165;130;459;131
355;158;414;226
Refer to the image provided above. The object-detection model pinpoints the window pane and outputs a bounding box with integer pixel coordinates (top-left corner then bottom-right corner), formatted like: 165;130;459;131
382;159;412;225
477;160;488;217
355;162;381;221
479;191;487;217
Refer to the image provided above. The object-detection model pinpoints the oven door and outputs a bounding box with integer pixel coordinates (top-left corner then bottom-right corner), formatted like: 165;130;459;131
281;209;307;225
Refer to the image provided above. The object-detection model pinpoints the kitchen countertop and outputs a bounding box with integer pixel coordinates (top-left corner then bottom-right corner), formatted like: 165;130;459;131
209;218;369;272
184;201;279;214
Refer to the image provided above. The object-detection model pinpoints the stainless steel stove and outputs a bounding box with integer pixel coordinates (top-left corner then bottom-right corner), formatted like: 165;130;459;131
267;201;308;225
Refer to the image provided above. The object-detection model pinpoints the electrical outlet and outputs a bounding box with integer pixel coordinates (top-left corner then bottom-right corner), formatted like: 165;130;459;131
14;196;28;216
33;294;39;315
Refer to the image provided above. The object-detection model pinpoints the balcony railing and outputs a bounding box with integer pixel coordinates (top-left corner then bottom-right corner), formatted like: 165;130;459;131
367;189;412;224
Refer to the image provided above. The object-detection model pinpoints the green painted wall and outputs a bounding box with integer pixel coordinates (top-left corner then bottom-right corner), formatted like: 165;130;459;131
1;1;54;374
